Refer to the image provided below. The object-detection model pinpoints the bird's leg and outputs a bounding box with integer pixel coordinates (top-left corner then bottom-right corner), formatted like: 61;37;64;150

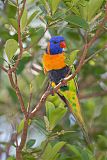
60;79;67;87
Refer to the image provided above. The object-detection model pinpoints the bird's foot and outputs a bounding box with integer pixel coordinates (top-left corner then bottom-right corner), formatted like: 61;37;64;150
50;87;54;96
60;79;67;87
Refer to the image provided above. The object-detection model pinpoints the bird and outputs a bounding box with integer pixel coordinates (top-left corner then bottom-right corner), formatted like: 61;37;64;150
42;36;90;145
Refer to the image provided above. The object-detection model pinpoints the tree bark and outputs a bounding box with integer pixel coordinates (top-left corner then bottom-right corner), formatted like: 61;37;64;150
16;148;23;160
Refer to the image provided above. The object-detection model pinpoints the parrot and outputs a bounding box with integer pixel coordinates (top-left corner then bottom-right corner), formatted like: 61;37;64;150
42;36;90;145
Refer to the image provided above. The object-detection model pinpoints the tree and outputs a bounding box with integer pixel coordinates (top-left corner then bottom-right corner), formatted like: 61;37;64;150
0;0;107;160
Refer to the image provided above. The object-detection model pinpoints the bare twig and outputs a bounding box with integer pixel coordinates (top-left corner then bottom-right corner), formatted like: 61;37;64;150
0;64;7;73
16;118;29;160
84;46;107;65
6;0;27;117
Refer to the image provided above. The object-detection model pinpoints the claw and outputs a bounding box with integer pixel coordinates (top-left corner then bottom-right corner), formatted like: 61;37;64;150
60;79;67;86
50;86;54;96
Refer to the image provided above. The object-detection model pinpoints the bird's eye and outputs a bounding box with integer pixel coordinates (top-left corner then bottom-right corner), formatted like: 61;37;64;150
53;41;57;44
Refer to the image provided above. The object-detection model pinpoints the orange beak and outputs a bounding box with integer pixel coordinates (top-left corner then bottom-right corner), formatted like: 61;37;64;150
60;41;66;48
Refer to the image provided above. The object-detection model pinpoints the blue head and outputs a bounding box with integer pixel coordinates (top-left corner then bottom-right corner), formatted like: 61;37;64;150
46;36;66;55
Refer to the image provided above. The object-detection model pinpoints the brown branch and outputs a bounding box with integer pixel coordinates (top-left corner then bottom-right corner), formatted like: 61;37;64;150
10;1;26;72
83;47;106;65
16;118;29;160
29;89;50;118
19;0;26;18
0;64;7;73
18;119;29;150
30;1;107;118
6;0;27;116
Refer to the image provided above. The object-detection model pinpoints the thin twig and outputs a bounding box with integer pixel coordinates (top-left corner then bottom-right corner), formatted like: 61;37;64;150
0;64;7;73
84;47;107;65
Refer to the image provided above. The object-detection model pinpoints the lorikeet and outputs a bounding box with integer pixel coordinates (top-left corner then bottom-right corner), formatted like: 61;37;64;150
42;36;90;145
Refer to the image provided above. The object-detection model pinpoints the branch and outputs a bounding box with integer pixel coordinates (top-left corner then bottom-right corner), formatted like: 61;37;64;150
19;0;26;18
30;1;107;118
9;0;26;74
0;64;7;73
83;46;107;65
6;0;27;116
18;119;29;151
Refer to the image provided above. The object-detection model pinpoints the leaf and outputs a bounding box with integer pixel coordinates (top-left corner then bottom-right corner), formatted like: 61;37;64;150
16;51;32;74
7;87;18;103
21;9;28;32
17;119;24;133
66;144;81;158
41;143;52;160
26;139;36;149
8;0;17;7
42;142;65;160
46;101;55;120
27;10;39;25
7;157;15;160
44;116;50;131
51;0;61;14
49;106;67;130
79;0;104;21
65;50;79;66
51;142;66;160
65;15;89;30
5;39;18;61
30;27;45;46
9;18;18;31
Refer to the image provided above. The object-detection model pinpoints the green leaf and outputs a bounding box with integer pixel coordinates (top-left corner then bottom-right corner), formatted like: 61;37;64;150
65;50;79;66
8;0;17;7
65;15;89;30
66;144;81;158
26;139;36;149
49;106;67;130
51;0;61;14
5;39;18;61
44;116;50;131
16;51;32;74
9;18;18;31
51;142;66;160
46;101;55;120
79;0;104;21
41;143;52;160
7;156;15;160
22;151;35;160
27;10;39;25
42;142;65;160
21;9;28;32
17;119;24;133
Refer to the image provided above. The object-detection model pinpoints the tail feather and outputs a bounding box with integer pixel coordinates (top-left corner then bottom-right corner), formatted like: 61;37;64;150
58;89;91;145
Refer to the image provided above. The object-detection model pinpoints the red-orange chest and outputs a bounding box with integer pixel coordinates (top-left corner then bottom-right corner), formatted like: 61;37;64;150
42;52;66;71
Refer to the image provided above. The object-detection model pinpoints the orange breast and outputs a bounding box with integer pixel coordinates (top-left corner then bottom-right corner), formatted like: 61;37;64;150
42;52;66;72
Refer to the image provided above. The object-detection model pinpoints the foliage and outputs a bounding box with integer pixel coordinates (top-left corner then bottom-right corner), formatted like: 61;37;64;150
0;0;107;160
